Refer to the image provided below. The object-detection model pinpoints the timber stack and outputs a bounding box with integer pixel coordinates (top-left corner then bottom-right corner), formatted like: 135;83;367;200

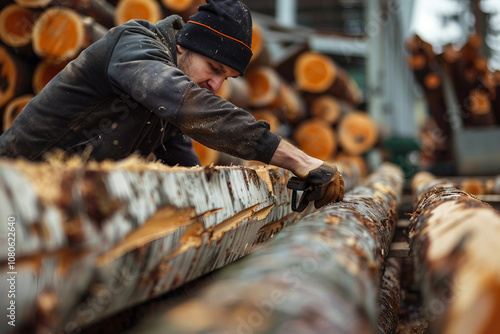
125;163;405;334
405;33;500;171
0;0;374;173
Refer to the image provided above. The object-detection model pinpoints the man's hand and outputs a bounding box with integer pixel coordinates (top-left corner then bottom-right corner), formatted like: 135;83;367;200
268;140;344;208
303;162;345;208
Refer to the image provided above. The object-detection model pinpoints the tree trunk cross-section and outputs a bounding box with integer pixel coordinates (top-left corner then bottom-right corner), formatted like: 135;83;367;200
409;171;500;334
0;157;324;333
127;163;404;334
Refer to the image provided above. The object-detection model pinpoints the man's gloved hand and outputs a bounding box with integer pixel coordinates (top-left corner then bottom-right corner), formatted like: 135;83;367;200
303;162;345;208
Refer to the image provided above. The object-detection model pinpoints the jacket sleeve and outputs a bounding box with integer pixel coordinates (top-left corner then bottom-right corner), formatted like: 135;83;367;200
107;27;281;164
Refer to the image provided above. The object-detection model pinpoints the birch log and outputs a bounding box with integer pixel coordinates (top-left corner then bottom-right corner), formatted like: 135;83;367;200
409;171;500;334
0;157;307;333
126;163;404;334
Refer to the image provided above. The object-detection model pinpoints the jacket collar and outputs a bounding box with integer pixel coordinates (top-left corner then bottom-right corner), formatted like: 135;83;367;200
156;15;185;65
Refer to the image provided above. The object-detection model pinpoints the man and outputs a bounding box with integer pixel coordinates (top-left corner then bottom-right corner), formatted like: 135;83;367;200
0;0;344;208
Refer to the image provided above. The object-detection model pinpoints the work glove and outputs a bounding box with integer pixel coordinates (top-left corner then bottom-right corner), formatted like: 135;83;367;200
303;162;345;208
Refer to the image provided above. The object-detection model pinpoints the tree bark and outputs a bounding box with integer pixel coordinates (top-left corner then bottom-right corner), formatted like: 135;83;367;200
124;163;404;334
0;158;310;333
377;258;402;334
409;171;500;334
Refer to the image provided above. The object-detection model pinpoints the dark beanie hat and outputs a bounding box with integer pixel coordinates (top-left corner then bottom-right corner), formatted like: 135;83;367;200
176;0;253;76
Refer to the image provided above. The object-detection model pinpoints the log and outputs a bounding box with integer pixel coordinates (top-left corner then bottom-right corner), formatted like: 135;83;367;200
63;0;116;29
246;66;282;108
216;76;251;109
338;111;378;156
485;175;500;195
251;109;281;134
161;0;204;22
459;178;485;196
32;59;66;94
124;163;404;334
114;0;163;26
191;139;219;166
247;18;271;71
377;258;402;334
32;7;107;63
409;171;500;334
270;81;306;125
467;89;496;126
0;157;306;332
13;0;52;8
309;94;353;125
294;51;362;106
2;93;33;131
0;4;35;48
0;45;33;109
293;118;337;161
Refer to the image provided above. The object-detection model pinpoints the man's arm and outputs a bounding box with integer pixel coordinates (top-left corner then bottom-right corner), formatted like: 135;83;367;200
270;139;345;207
269;140;322;179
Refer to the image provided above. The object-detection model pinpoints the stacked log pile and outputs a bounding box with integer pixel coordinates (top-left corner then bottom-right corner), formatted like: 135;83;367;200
0;1;375;175
409;171;500;334
121;163;404;334
0;156;320;333
405;34;500;170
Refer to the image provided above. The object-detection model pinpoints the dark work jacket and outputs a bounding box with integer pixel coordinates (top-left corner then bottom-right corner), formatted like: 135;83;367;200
0;16;281;166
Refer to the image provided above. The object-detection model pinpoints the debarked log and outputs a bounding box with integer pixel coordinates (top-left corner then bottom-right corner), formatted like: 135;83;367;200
409;171;500;334
126;163;404;334
0;158;305;334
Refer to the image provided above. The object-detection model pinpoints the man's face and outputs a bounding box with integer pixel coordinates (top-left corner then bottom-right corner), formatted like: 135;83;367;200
176;45;239;95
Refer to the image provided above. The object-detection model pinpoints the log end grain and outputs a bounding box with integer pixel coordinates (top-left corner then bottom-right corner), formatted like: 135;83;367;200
338;111;378;156
3;94;33;131
294;51;336;93
115;0;162;26
0;4;34;47
32;7;85;62
294;118;337;160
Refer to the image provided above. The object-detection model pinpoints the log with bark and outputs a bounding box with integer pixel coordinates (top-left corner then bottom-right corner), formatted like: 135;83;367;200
161;0;204;23
32;59;66;94
0;44;33;109
294;50;362;106
377;258;402;334
32;7;107;63
293;118;337;161
2;93;32;131
63;0;116;29
0;157;310;333
309;94;353;126
485;175;500;195
114;0;162;26
0;4;35;49
216;76;251;109
124;163;404;334
338;111;379;156
409;171;500;334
